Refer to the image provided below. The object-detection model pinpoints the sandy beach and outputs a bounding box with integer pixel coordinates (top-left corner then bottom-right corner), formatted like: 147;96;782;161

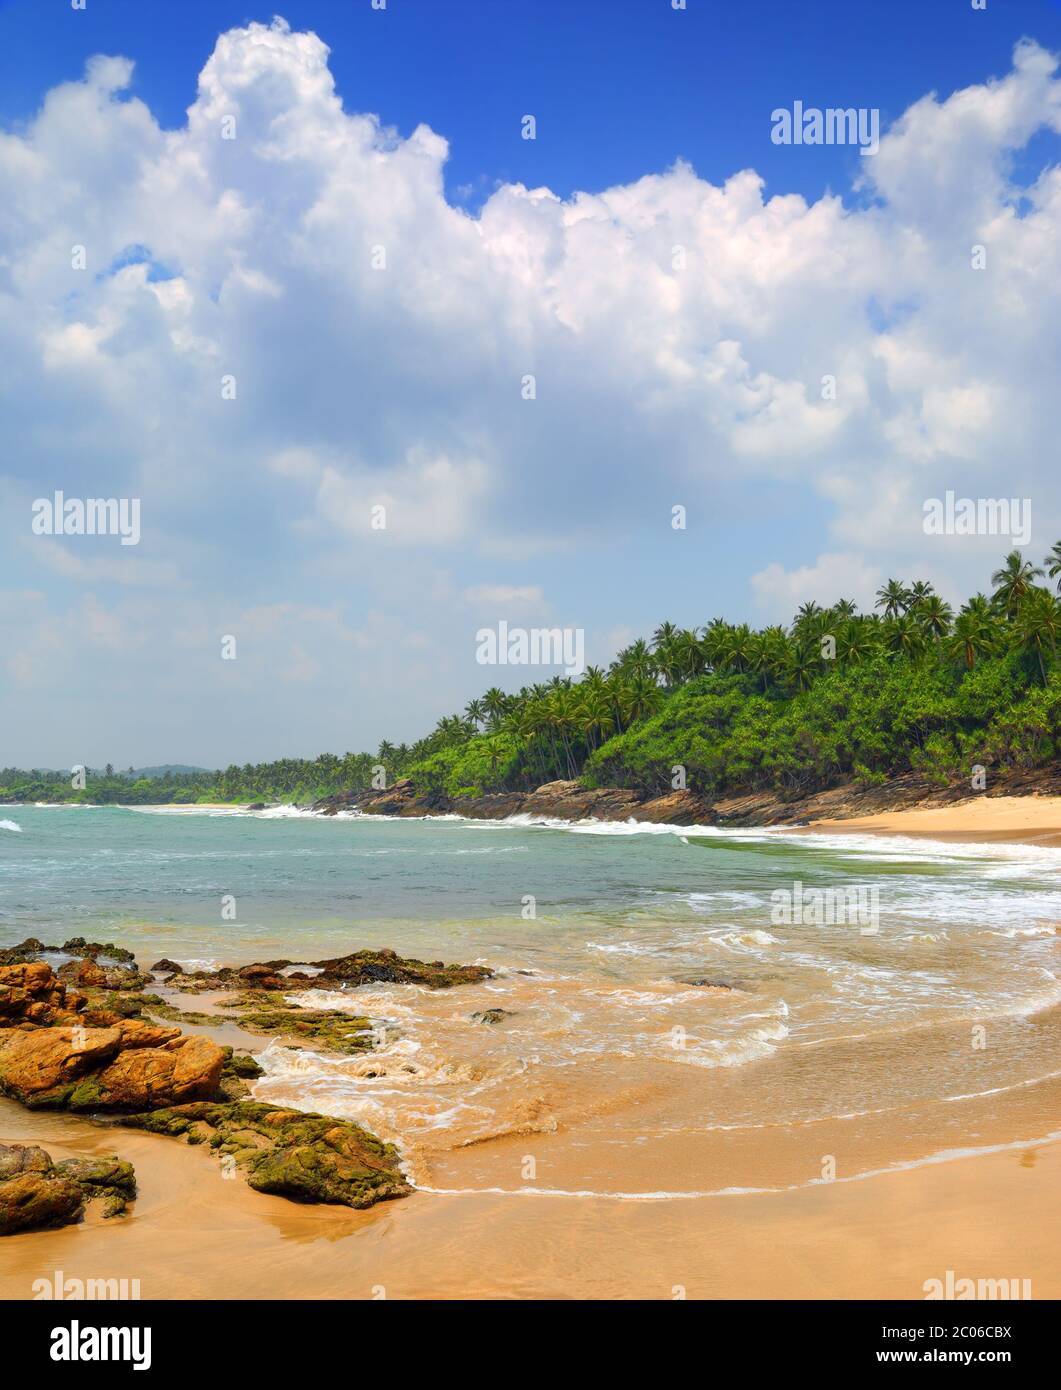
806;795;1061;848
2;1092;1058;1301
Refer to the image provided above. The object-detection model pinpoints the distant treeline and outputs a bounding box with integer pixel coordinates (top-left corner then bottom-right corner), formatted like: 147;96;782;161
3;549;1060;807
0;755;381;806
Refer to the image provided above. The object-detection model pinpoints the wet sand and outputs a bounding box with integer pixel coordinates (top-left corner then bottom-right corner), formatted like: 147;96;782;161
807;795;1061;848
1;1094;1057;1300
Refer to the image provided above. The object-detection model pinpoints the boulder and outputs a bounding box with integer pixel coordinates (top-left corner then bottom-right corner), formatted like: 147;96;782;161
0;1024;126;1105
123;1101;410;1209
0;963;225;1111
0;1169;84;1235
472;1008;515;1025
0;1143;137;1233
77;1034;226;1111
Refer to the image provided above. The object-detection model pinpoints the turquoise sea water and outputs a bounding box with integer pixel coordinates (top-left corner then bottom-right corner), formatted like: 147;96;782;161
2;803;1060;1014
3;803;1061;1189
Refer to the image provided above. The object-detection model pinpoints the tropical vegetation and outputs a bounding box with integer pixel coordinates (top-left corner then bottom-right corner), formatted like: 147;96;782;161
3;549;1059;806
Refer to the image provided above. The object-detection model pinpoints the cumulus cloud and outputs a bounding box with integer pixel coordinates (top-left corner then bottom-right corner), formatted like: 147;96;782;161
1;18;1060;761
750;553;883;621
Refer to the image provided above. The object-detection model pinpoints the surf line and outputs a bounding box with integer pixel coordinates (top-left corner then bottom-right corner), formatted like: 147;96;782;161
411;1127;1061;1202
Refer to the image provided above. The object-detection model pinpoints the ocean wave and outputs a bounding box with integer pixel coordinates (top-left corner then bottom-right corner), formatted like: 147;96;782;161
0;819;22;833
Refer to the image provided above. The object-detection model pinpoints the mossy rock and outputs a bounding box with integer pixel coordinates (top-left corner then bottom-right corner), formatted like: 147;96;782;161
121;1101;410;1209
0;1143;137;1233
52;1156;137;1218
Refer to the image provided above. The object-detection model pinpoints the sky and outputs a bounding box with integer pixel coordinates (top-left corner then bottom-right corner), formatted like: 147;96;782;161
1;0;1060;769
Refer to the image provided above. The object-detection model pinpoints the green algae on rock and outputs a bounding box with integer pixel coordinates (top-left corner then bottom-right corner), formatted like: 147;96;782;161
122;1101;411;1208
0;1143;136;1234
219;991;377;1054
151;946;493;994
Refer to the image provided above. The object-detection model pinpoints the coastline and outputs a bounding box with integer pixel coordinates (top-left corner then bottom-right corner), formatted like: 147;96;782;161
12;775;1061;849
3;810;1060;1299
4;1091;1059;1299
310;770;1061;846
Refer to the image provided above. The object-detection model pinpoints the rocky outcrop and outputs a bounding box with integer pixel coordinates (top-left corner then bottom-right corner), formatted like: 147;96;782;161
0;938;491;1212
0;937;137;969
152;946;493;996
122;1101;410;1209
221;996;376;1054
0;962;225;1111
315;766;1061;830
314;778;715;825
0;1143;136;1235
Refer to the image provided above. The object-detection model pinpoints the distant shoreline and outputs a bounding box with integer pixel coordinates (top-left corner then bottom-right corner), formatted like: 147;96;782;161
12;779;1061;848
801;796;1061;849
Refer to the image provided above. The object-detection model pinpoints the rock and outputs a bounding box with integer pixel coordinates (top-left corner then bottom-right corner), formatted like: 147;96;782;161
52;1156;137;1218
149;959;184;977
0;961;71;1023
245;802;267;811
227;1052;264;1079
169;948;493;996
471;1008;515;1025
0;938;46;967
349;777;713;827
0;963;225;1111
58;957;147;992
0;1024;126;1105
226;998;376;1054
0;1169;84;1235
122;1102;410;1209
79;1034;226;1111
634;789;714;825
0;937;137;970
0;1142;52;1178
0;1143;137;1233
309;950;492;991
60;938;137;964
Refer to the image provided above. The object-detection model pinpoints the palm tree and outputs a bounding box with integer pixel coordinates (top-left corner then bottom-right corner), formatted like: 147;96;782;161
947;606;997;670
666;629;699;681
875;579;909;619
917;595;953;639
835;619;880;665
620;675;663;727
782;642;819;692
882;614;926;661
1045;541;1061;594
720;623;755;674
700;620;731;672
651;620;679;650
577;691;615;750
1011;589;1061;685
991;550;1044;619
615;638;655;681
906;580;936;611
464;698;485;729
481;688;510;730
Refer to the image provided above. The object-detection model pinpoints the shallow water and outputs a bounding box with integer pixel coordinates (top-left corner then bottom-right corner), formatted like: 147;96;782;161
2;803;1060;1199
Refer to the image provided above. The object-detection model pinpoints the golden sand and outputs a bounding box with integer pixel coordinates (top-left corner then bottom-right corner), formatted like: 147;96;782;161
1;1095;1058;1300
807;794;1061;848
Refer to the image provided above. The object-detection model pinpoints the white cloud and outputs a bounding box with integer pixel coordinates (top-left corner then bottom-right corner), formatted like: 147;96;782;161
1;19;1060;760
750;553;883;621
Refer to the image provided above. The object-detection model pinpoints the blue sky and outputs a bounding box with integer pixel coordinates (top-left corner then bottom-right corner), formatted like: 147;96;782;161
5;0;1061;204
1;1;1060;767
